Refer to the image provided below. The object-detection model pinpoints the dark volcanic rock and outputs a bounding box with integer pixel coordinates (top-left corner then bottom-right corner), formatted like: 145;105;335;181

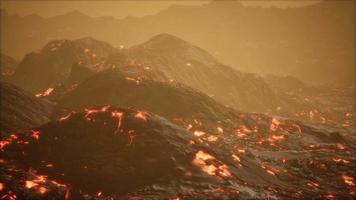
1;106;271;199
53;68;234;121
10;37;117;93
0;53;18;76
0;81;53;134
126;33;282;113
1;106;355;199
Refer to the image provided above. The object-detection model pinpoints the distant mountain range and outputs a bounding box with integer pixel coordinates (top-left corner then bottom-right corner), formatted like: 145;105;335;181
7;34;355;128
8;35;285;114
10;37;116;92
1;0;355;85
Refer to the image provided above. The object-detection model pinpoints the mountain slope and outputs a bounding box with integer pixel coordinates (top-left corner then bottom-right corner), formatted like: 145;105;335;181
10;37;117;92
1;106;280;199
126;33;283;112
1;106;355;199
53;68;234;121
0;53;18;76
0;81;54;134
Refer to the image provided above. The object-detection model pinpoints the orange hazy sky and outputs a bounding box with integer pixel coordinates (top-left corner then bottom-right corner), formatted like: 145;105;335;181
1;0;321;19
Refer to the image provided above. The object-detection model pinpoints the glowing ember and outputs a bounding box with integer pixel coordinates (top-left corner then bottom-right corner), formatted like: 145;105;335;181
235;125;252;138
232;154;241;162
31;130;40;140
270;118;281;132
237;149;246;154
186;124;193;130
192;151;217;176
134;111;148;121
307;182;320;189
100;105;111;112
26;180;39;188
342;174;355;186
111;111;124;133
24;172;67;195
332;158;349;164
0;183;4;191
323;194;336;199
35;87;54;97
261;165;277;176
38;187;48;194
58;112;74;121
218;164;232;177
0;140;11;150
46;163;54;168
266;170;276;176
207;135;218;142
195;150;215;160
268;134;285;143
336;144;346;150
309;110;315;120
127;130;137;146
194;131;206;137
125;77;141;85
84;108;100;121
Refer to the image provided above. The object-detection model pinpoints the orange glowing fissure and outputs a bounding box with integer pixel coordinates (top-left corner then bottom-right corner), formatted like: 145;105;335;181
59;107;149;143
35;87;54;97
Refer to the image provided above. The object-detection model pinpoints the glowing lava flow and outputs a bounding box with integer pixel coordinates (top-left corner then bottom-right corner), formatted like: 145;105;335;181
111;111;124;133
35;87;54;97
58;112;75;121
125;77;141;85
84;108;100;121
192;151;217;176
134;111;148;121
0;134;19;150
192;150;232;178
22;171;68;196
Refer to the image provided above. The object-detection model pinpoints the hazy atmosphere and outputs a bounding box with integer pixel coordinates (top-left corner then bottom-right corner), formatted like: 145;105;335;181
2;1;321;18
0;0;355;199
